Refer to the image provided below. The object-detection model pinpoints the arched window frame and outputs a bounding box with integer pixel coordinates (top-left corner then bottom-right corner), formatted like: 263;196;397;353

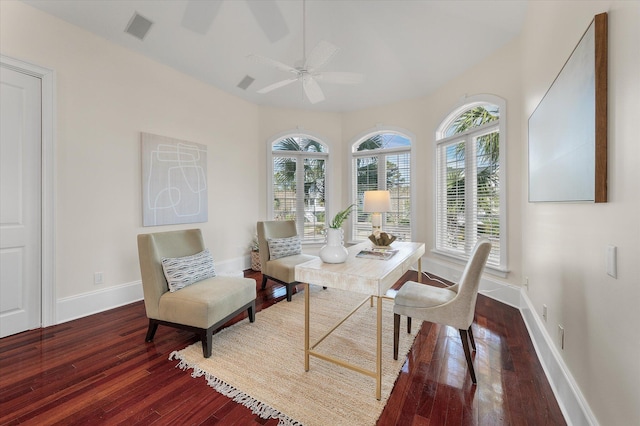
348;127;416;243
267;130;330;244
434;94;507;274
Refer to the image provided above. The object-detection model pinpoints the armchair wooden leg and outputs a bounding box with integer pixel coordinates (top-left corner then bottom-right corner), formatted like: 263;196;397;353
248;301;256;323
145;319;159;342
261;275;268;290
459;329;477;384
203;327;214;358
468;325;476;351
393;313;400;360
286;283;294;302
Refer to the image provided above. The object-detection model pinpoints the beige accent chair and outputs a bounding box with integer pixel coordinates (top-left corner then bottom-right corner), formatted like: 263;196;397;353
393;239;492;384
137;229;256;358
257;220;318;302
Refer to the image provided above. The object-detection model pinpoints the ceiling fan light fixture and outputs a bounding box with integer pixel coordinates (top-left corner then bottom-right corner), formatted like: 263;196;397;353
248;0;363;104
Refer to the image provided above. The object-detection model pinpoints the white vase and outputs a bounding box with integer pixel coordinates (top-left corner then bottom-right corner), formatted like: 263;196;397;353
319;228;349;264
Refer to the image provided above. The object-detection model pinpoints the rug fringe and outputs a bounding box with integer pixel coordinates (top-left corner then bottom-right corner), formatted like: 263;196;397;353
169;351;304;426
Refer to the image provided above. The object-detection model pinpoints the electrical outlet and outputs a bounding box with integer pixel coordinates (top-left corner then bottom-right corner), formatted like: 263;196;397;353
523;276;529;290
558;325;565;350
94;272;104;285
542;304;547;322
606;245;617;278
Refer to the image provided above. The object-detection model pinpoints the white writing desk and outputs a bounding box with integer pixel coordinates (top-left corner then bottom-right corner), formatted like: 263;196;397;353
295;241;425;400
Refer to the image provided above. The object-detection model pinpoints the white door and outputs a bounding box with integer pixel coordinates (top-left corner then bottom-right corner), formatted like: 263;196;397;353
0;66;42;337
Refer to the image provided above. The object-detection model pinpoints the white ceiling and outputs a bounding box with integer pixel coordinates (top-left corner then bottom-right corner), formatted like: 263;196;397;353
23;0;528;112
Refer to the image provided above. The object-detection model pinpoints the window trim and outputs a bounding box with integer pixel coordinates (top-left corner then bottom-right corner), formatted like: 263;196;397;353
267;130;330;243
433;94;508;274
348;126;416;244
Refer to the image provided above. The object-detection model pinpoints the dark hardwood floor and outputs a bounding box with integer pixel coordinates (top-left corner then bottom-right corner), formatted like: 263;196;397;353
0;270;565;425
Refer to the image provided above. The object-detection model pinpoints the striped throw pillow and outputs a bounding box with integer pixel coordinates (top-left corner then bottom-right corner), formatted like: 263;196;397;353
161;248;216;292
267;236;302;260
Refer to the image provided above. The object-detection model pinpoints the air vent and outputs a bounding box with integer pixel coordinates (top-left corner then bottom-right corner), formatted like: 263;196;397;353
125;12;153;40
237;75;255;91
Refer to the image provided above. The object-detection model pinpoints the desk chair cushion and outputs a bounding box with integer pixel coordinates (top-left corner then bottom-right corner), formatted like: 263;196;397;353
394;281;457;310
158;276;256;329
265;253;317;283
267;236;302;260
394;280;470;331
161;248;216;292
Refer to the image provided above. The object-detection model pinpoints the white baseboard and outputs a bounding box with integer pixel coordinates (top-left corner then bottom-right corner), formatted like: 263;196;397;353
56;254;596;426
56;280;144;324
55;255;252;325
422;256;597;426
520;291;599;426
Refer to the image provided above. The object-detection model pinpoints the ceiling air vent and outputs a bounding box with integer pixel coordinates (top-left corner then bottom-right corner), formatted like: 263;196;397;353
125;12;153;41
237;75;255;91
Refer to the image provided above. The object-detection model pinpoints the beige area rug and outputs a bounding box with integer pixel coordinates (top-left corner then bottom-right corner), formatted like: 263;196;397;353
170;286;421;426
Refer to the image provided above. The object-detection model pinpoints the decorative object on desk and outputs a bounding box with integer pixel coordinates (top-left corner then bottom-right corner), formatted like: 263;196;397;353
368;230;396;247
356;247;399;261
170;285;420;426
363;190;391;232
320;204;354;263
250;234;261;271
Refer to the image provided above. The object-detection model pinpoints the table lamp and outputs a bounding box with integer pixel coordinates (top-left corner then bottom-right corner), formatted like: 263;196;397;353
363;190;391;233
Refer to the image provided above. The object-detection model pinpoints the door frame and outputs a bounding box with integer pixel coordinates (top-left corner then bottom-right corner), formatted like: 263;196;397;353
1;55;56;327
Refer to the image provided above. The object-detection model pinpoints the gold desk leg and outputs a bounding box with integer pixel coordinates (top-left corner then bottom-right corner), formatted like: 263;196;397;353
304;283;310;372
418;257;422;283
376;295;382;400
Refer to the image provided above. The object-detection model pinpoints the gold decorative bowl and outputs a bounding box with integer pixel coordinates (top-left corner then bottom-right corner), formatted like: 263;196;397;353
368;232;396;247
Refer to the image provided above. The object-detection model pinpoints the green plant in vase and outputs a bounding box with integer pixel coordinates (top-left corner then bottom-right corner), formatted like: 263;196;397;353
328;204;355;229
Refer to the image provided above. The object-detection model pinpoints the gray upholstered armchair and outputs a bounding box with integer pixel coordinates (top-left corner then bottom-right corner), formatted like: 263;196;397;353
393;239;492;384
137;229;256;358
257;220;318;302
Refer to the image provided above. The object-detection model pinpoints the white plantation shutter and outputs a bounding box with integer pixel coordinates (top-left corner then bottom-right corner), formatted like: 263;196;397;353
385;152;411;242
435;99;505;271
351;131;412;242
436;139;467;255
474;129;501;265
270;135;328;243
353;155;379;240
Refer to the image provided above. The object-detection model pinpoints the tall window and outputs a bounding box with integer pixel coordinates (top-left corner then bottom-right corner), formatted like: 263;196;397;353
351;131;413;242
435;97;506;270
270;135;328;243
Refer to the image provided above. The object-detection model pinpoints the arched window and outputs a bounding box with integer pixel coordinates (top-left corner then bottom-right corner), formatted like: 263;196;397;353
350;130;414;242
435;95;506;271
269;133;329;243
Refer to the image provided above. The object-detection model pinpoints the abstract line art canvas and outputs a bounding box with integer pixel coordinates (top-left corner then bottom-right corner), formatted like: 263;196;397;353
141;132;208;226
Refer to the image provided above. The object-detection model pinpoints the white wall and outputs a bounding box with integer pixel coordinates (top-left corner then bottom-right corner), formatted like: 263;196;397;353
0;2;261;305
257;106;343;225
521;1;640;425
342;37;523;288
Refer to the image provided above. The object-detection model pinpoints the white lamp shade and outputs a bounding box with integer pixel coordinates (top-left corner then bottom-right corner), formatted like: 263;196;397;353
363;190;391;212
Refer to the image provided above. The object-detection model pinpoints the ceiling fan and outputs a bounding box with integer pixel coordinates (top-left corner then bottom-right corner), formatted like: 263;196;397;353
248;0;364;104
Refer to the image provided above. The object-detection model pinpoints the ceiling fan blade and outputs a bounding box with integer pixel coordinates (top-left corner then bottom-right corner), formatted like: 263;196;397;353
315;72;365;85
246;0;289;43
257;77;299;94
303;76;325;104
304;40;339;70
247;54;299;75
181;0;221;35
